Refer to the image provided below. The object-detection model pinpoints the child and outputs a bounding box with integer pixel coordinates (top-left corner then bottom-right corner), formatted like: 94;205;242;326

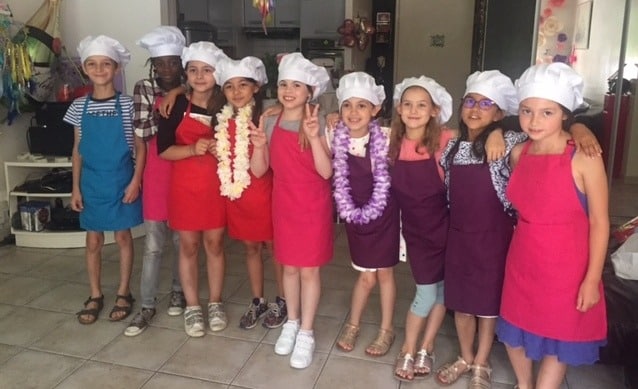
497;62;608;389
329;72;400;357
157;41;228;337
124;26;186;337
253;52;332;369
64;35;144;325
212;56;286;330
390;76;454;381
435;70;523;387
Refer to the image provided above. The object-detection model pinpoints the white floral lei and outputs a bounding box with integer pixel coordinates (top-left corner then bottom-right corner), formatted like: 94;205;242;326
214;102;253;200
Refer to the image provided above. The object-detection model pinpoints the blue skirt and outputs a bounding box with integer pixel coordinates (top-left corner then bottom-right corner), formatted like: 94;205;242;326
496;317;606;366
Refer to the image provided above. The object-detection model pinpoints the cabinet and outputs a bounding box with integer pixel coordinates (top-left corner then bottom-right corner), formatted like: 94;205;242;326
243;0;300;28
300;0;344;39
177;0;209;22
4;161;144;248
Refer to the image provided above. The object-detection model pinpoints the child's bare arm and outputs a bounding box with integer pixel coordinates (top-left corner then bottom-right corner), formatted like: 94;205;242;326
569;122;602;158
249;116;270;177
123;137;146;203
485;128;505;162
70;128;84;212
303;104;332;179
574;152;609;312
158;85;186;118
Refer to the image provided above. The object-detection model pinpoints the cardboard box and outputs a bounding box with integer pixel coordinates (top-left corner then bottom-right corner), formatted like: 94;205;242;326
19;201;51;232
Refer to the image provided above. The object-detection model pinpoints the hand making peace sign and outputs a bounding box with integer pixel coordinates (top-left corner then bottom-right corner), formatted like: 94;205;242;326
249;115;268;149
302;103;321;139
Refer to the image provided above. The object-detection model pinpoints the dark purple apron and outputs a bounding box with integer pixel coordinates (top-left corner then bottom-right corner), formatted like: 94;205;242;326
391;157;448;284
444;163;515;316
344;147;400;268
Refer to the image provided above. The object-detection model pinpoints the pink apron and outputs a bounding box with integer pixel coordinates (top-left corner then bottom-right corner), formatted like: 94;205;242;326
269;115;333;266
501;140;606;342
142;136;172;221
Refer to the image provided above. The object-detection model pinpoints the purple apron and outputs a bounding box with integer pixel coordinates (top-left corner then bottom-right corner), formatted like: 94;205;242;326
343;147;400;268
391;157;448;284
444;163;515;316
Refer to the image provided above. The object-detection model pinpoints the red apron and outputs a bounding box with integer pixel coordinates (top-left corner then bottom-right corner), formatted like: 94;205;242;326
224;119;273;241
142;136;172;221
168;103;225;231
269;115;333;266
501;140;606;341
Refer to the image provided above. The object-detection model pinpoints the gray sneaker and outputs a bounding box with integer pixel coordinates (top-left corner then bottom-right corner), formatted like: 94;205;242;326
239;298;269;330
124;308;156;337
262;296;288;329
167;290;186;316
207;302;228;332
184;306;205;337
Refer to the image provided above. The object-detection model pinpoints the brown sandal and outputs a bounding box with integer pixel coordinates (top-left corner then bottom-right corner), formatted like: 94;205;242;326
109;293;135;322
394;352;414;382
413;348;435;378
336;323;360;352
365;328;395;356
77;295;104;325
470;364;492;389
436;356;471;386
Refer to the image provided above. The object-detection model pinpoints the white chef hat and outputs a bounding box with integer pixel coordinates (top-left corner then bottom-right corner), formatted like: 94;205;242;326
464;70;518;115
136;26;185;58
515;62;584;112
215;56;268;86
77;35;130;67
336;72;386;107
277;52;331;100
181;41;228;69
393;76;453;124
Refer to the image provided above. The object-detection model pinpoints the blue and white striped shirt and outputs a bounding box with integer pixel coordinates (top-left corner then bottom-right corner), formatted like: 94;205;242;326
63;95;136;152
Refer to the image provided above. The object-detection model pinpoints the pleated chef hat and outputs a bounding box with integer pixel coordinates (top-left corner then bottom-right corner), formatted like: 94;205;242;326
78;35;130;66
215;56;268;86
393;76;453;124
136;26;185;58
336;72;386;107
515;62;584;112
181;41;228;69
277;52;331;100
464;70;518;115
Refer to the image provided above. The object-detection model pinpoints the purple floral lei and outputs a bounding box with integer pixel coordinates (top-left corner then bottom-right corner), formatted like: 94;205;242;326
332;119;391;225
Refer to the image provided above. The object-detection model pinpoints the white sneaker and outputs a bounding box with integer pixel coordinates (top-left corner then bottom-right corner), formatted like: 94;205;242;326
207;302;228;332
290;331;315;369
184;306;205;337
274;321;299;355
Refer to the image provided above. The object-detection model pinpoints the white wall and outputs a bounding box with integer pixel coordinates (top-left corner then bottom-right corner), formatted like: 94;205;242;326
1;0;170;197
623;0;638;178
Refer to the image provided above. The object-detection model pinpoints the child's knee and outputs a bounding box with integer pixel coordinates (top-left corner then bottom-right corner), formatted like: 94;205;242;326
410;283;440;317
358;271;378;290
114;230;133;246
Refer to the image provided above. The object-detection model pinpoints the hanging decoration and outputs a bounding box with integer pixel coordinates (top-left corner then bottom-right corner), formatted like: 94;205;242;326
252;0;274;35
338;17;375;51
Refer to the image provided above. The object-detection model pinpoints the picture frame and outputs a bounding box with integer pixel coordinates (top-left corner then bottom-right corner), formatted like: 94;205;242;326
376;12;391;24
574;1;593;49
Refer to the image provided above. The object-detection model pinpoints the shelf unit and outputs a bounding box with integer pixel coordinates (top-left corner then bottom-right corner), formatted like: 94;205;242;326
4;160;144;248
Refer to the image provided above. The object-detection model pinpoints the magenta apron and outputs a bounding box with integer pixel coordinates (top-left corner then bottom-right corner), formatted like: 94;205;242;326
142;136;171;221
501;141;606;341
78;94;142;231
391;157;448;284
343;146;400;269
444;162;514;316
269;115;333;266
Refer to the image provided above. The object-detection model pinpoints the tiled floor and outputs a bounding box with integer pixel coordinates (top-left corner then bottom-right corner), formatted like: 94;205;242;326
0;179;635;389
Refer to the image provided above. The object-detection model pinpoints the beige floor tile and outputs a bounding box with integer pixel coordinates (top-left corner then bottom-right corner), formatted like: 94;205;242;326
320;266;359;292
0;306;69;346
160;336;258;383
92;326;187;371
0;349;82;388
143;372;228;389
0;275;62;305
0;343;21;364
0;246;56;274
24;255;86;282
27;282;92;313
0;302;15;319
233;343;327;389
315;355;399;389
315;288;352;321
490;341;517;386
566;363;626;389
227;277;281;304
56;360;153;389
31;318;123;358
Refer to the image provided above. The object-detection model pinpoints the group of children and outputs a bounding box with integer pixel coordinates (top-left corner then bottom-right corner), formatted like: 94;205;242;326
63;25;608;388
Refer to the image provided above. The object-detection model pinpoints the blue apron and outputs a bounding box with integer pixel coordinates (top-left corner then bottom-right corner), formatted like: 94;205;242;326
78;94;142;231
